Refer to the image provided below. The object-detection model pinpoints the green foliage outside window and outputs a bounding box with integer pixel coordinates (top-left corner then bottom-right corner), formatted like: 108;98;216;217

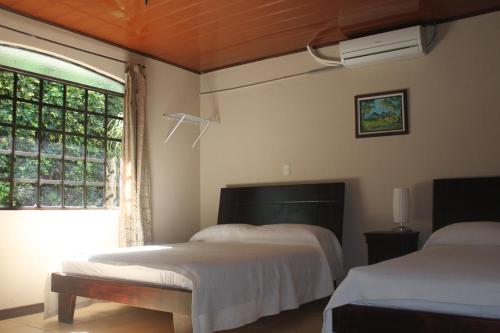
64;160;85;182
87;139;105;159
0;68;123;209
65;135;85;157
0;154;10;178
17;102;38;128
13;183;37;207
15;129;38;153
0;181;9;207
42;106;63;131
86;161;104;183
88;90;105;113
66;86;85;110
107;119;123;139
0;71;14;96
88;114;105;137
87;186;104;207
0;126;12;149
64;185;83;207
14;156;38;179
41;184;61;207
0;99;13;123
66;111;85;134
107;95;123;117
17;75;39;101
40;157;61;180
43;81;64;106
41;132;62;155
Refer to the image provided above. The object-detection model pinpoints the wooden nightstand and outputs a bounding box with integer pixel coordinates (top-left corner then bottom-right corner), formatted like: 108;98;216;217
364;231;419;264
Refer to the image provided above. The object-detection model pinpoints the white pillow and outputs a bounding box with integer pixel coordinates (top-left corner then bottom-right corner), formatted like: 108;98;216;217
189;223;256;242
424;221;500;248
190;223;344;280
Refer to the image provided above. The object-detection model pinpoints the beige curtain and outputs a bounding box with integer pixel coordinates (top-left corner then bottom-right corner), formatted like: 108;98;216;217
119;64;153;247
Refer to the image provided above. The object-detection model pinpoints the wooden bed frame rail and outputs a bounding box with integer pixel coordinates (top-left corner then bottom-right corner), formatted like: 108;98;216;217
51;273;193;333
333;304;500;333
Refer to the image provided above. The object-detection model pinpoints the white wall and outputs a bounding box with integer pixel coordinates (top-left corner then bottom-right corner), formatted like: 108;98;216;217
146;56;201;244
0;9;200;309
200;11;500;270
0;210;119;308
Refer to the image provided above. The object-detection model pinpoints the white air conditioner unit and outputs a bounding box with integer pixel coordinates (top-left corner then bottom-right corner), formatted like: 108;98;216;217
339;26;425;67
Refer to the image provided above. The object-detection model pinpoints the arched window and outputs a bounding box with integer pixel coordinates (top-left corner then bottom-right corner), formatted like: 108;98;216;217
0;44;124;209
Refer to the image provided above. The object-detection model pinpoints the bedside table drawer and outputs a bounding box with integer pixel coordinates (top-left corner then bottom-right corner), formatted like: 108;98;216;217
364;231;419;264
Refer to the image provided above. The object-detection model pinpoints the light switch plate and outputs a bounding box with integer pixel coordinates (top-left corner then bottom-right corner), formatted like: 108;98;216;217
283;164;291;176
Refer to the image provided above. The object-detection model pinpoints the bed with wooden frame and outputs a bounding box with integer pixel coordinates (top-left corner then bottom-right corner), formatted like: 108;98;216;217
331;176;500;333
51;182;345;333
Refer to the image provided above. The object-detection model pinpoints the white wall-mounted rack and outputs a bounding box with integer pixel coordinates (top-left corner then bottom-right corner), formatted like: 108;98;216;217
163;112;216;148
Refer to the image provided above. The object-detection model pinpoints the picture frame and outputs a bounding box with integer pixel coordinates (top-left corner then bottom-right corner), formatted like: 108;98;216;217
355;89;408;138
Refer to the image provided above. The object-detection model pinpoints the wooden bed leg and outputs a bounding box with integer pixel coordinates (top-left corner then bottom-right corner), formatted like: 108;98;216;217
173;313;193;333
58;293;76;323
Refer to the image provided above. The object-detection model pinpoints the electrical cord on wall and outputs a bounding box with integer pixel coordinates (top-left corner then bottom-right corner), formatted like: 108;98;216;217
306;45;343;67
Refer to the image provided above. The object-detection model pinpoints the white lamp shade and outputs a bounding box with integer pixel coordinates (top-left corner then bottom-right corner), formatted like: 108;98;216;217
393;188;410;224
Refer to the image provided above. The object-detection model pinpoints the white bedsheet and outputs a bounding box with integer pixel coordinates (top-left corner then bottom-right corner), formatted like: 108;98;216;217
46;241;336;333
323;244;500;333
61;246;193;290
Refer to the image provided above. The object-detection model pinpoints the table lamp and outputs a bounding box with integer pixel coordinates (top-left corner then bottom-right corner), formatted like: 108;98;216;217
393;187;411;232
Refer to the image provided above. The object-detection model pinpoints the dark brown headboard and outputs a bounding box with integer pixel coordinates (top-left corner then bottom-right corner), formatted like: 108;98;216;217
433;177;500;231
217;182;345;243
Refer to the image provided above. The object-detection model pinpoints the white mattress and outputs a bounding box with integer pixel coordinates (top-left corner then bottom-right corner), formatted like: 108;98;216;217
323;244;500;333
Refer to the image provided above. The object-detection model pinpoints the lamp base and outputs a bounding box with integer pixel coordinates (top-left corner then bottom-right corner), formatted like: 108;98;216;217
392;225;413;232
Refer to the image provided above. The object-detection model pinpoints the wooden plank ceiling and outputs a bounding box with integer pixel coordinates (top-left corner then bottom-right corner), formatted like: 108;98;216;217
0;0;499;73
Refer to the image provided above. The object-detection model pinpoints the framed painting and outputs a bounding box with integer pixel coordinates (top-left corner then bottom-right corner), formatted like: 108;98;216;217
355;89;408;138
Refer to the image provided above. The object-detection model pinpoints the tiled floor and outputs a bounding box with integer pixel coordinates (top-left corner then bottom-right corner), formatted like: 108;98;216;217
0;299;326;333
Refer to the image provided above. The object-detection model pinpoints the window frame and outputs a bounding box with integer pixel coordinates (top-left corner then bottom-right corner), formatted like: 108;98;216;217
0;64;124;210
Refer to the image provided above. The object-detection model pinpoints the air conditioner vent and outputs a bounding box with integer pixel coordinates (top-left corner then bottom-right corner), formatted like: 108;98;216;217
340;26;425;67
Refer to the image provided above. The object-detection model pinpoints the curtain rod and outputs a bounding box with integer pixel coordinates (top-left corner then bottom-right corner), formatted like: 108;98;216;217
0;23;144;68
199;66;337;95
